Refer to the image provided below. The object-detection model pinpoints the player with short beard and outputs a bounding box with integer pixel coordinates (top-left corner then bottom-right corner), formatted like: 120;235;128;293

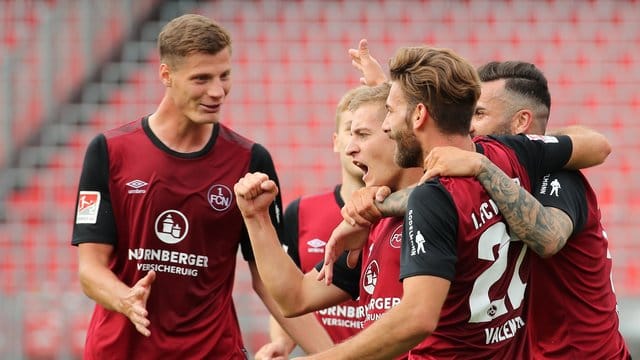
344;41;630;359
313;45;610;359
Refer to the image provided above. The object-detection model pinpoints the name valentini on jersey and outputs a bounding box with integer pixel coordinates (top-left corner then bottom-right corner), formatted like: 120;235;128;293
484;316;525;344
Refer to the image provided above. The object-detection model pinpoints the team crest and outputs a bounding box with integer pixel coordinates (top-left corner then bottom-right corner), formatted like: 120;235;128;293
208;184;233;211
389;225;403;249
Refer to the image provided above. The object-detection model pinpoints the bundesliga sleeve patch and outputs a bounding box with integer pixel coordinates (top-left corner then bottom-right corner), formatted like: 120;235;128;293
76;191;101;224
525;134;559;143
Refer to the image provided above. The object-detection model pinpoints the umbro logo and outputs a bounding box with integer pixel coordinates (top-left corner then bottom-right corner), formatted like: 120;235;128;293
126;179;148;194
307;238;326;253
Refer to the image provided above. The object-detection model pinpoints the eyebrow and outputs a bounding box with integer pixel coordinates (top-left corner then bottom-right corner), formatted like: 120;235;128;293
189;73;212;80
351;125;367;132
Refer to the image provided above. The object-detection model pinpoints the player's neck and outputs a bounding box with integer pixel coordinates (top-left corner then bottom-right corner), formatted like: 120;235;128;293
423;132;475;157
396;167;424;191
339;174;364;203
148;106;213;153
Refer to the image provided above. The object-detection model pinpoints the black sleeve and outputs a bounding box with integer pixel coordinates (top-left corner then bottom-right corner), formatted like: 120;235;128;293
534;170;588;236
282;198;302;267
71;134;118;246
314;252;361;300
491;134;573;189
400;181;458;281
239;143;285;261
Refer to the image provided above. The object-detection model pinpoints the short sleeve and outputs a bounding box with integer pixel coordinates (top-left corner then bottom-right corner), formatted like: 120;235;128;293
314;253;361;300
534;170;587;235
71;134;118;246
400;181;458;281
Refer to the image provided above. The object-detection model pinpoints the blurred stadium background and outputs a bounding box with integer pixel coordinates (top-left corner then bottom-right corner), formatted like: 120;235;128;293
0;0;638;358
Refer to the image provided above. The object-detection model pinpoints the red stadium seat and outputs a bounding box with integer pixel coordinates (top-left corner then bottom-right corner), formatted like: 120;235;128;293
23;310;63;359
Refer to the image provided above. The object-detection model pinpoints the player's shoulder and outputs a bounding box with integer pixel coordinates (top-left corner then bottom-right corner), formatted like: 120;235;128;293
103;118;144;140
217;122;256;151
410;179;456;207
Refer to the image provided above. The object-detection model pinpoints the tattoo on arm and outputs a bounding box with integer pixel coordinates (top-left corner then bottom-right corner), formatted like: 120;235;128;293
376;187;414;218
476;158;573;257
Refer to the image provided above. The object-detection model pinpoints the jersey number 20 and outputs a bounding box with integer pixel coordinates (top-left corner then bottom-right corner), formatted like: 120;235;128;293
469;222;527;323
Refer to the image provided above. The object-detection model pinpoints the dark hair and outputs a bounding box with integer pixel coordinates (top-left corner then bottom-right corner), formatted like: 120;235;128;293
477;61;551;115
389;46;480;135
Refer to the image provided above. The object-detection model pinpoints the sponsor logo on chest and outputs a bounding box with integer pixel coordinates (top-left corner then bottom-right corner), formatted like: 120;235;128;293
154;210;189;244
307;238;326;253
126;179;148;194
363;260;379;295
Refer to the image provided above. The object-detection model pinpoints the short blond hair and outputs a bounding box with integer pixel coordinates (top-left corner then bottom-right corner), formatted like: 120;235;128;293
158;14;232;68
335;85;368;131
348;82;390;113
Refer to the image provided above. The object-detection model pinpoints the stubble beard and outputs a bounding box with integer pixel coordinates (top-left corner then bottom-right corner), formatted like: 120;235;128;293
394;127;422;168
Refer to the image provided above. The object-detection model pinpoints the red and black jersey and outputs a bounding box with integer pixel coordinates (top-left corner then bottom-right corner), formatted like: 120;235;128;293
72;118;283;359
528;170;630;359
283;186;363;342
360;216;408;360
402;134;572;359
359;217;404;329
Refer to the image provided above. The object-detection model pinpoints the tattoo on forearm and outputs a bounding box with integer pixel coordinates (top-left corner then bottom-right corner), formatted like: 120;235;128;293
377;187;414;217
477;158;571;256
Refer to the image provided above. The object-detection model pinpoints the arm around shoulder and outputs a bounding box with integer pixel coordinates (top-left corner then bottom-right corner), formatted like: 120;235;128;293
550;125;612;169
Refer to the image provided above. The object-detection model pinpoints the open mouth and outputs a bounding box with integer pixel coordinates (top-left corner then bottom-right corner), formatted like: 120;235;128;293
353;160;369;177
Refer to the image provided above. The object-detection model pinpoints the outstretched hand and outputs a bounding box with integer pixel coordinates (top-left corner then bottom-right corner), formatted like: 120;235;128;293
420;146;484;183
234;172;279;218
317;220;369;285
348;39;387;86
121;270;156;337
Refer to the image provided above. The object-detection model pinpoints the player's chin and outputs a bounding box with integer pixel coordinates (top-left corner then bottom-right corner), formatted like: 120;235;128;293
192;112;220;125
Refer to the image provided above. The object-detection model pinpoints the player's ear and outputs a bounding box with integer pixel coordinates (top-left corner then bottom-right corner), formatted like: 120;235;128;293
413;103;429;129
159;63;172;88
332;132;339;153
513;109;533;134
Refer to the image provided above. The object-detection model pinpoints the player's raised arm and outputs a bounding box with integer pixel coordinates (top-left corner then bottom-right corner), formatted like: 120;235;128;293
348;39;388;86
235;173;353;315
